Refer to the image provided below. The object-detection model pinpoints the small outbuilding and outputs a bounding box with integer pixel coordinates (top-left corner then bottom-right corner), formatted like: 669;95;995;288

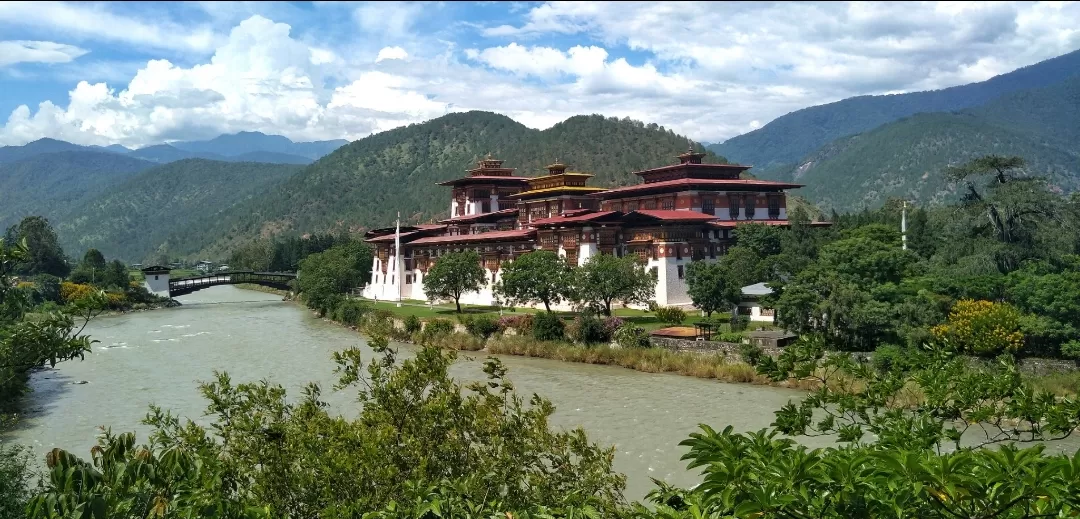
737;282;777;323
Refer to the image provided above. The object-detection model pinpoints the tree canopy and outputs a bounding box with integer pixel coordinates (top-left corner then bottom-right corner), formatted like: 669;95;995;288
423;250;487;313
571;254;655;316
494;250;571;312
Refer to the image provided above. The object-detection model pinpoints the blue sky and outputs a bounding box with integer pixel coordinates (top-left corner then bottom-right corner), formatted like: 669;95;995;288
1;1;1079;148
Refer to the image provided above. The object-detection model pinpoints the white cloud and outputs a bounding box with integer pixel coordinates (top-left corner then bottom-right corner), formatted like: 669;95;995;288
375;46;409;63
0;40;88;67
0;2;220;53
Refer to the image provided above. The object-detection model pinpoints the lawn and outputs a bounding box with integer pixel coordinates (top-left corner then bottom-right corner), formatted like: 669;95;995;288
356;297;732;332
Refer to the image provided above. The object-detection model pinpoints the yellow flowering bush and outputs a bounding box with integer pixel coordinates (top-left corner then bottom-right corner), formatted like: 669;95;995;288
931;299;1024;356
60;282;95;304
105;292;127;309
16;281;34;290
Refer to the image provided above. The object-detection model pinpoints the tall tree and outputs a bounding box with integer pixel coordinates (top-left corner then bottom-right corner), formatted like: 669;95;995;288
685;261;741;318
5;217;69;277
423;251;486;313
297;241;373;313
571;254;655;316
494;250;571;312
81;249;107;271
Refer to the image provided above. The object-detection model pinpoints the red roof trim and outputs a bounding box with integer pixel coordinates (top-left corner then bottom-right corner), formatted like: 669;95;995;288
366;230;422;243
528;210;621;226
626;209;719;222
409;229;537;246
595;178;803;197
437;175;531;186
632;163;752;176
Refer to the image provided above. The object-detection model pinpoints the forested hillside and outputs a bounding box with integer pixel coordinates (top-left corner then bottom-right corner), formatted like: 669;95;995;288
773;76;1080;211
709;48;1080;169
0;151;155;231
168;111;726;259
54;159;301;261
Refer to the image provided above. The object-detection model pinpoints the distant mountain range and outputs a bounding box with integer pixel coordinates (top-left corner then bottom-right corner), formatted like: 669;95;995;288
0;131;349;166
709;48;1080;172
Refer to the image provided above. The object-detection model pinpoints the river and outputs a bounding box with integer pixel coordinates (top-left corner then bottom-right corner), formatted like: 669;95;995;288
7;286;1076;500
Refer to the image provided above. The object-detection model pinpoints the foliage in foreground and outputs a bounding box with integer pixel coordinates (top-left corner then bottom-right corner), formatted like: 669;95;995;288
29;336;627;518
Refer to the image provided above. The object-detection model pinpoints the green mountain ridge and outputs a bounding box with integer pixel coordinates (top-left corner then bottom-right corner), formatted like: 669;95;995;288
773;76;1080;211
55;159;302;261
0;151;156;232
156;111;729;260
709;47;1080;169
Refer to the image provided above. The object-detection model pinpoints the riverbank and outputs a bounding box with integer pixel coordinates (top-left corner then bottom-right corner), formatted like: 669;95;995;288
233;283;292;298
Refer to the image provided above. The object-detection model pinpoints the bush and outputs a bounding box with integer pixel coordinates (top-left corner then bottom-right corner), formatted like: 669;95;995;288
497;314;534;333
715;331;744;343
1061;340;1080;360
334;299;370;326
613;324;651;348
424;318;455;338
403;314;422;335
731;315;751;332
429;333;485;351
464;315;500;339
567;314;610;345
738;342;764;366
601;317;625;338
31;274;61;303
532;312;565;341
59;282;95;304
931;299;1024;356
655;306;687;325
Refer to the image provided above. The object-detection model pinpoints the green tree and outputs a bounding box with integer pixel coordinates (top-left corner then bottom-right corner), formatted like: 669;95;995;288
571;254;655;316
29;336;627;517
4;216;70;277
297;241;372;314
494;250;570;312
423;250;486;313
685;261;740;318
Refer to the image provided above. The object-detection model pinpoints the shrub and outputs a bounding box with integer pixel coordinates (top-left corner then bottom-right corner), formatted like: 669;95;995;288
1061;340;1080;360
568;314;610;344
532;312;565;341
335;299;370;326
497;314;534;333
655;306;687;325
613;324;651;348
465;315;500;339
731;315;751;332
59;282;95;304
931;299;1024;356
429;333;485;351
403;315;422;335
737;342;764;366
105;292;127;310
715;331;744;343
31;274;62;304
601;317;625;338
424;318;455;338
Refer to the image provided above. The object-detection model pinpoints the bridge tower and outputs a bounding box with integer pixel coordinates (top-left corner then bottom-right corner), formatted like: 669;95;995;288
141;265;171;297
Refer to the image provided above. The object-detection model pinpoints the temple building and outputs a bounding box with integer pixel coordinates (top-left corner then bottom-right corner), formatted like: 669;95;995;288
362;147;810;309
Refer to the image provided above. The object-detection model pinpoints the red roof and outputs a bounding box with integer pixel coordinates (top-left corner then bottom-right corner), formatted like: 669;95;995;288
594;178;803;198
626;210;719;222
437;175;531;186
529;210;621;227
707;220;833;228
633;163;752;176
415;224;448;230
366;230;423;243
438;208;519;224
409;229;537;246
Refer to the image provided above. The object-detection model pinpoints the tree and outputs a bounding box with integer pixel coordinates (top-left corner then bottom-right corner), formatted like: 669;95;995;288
685;261;740;318
5;216;69;277
572;254;655;316
423;250;486;313
494;250;570;312
28;337;627;517
297;241;372;314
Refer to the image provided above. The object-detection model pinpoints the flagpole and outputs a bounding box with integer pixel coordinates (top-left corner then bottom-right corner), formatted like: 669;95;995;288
394;212;403;304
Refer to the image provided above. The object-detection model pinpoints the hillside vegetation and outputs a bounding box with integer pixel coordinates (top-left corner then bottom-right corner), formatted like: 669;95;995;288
0;151;155;231
54;159;301;261
709;48;1080;169
773;76;1080;211
167;111;726;259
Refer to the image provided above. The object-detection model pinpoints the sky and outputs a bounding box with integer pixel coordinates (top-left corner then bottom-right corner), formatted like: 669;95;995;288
1;1;1079;148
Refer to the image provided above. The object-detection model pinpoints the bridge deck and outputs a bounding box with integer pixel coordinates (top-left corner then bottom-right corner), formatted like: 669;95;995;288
169;271;296;296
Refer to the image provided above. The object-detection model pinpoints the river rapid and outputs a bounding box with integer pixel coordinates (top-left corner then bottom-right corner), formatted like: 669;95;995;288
10;286;1075;500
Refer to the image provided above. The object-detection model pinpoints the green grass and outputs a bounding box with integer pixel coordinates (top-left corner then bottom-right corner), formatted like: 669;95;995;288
128;268;201;280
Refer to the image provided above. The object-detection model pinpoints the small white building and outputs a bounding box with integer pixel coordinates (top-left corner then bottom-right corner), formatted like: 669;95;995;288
737;282;777;323
141;266;171;297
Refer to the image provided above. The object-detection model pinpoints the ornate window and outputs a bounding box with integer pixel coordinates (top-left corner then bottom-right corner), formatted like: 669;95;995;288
644;199;656;210
701;197;714;215
662;198;674;211
744;195;757;220
728;195;741;220
768;196;781;219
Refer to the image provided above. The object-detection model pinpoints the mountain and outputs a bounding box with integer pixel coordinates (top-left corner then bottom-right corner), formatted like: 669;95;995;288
0;138;90;164
709;48;1080;170
229;151;313;164
159;111;728;259
55;159;302;261
172;131;348;160
93;144;132;154
773;76;1080;211
0;151;156;231
127;144;228;163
